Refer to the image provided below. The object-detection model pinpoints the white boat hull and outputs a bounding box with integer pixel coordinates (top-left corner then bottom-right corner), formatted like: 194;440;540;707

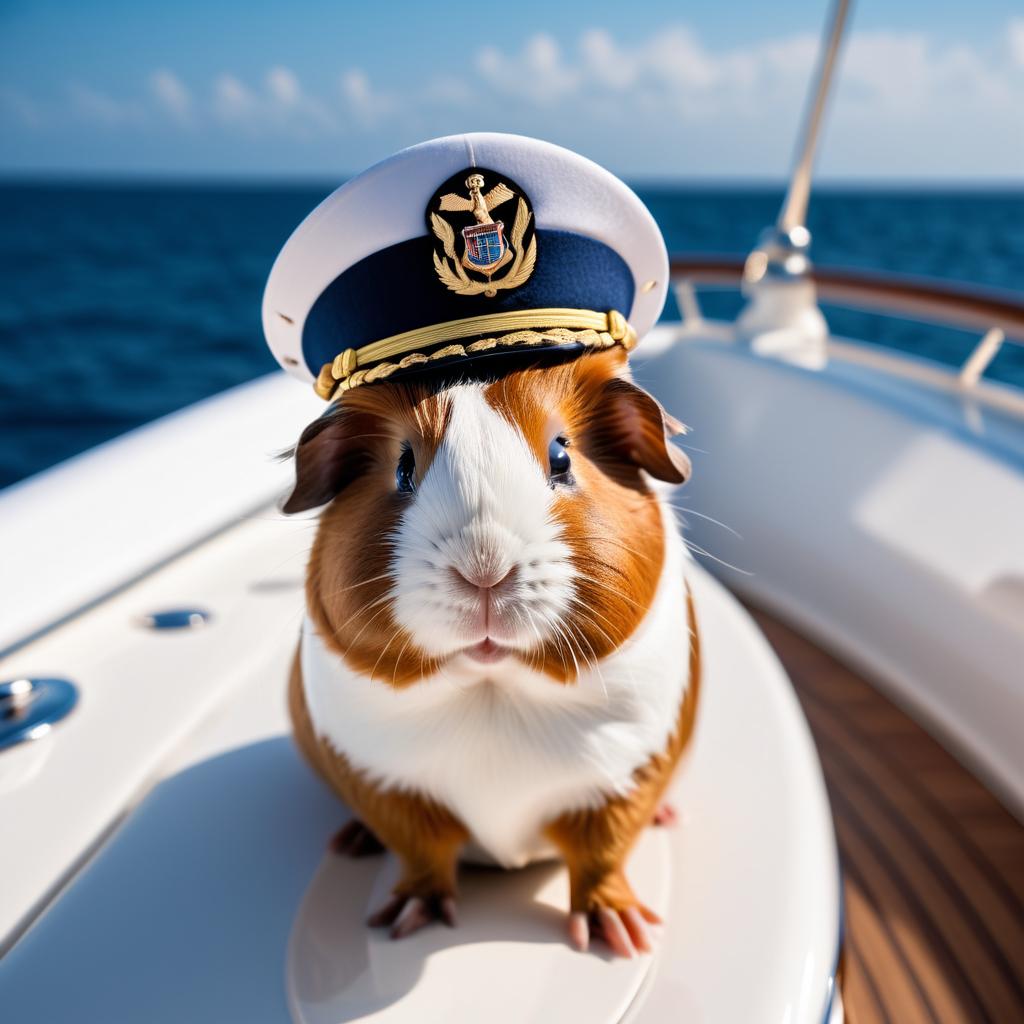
638;328;1024;820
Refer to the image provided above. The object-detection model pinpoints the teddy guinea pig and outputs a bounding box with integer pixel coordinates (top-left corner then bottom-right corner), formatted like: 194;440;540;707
283;345;701;959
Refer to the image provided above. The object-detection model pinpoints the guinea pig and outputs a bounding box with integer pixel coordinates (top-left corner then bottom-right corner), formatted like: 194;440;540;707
283;345;700;958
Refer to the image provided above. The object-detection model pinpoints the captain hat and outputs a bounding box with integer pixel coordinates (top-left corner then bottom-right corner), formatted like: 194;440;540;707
262;132;669;401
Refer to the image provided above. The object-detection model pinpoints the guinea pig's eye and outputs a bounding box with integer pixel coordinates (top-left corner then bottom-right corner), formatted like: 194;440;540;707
396;444;416;493
548;436;572;483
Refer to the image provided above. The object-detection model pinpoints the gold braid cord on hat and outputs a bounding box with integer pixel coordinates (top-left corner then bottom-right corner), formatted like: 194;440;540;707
314;308;637;400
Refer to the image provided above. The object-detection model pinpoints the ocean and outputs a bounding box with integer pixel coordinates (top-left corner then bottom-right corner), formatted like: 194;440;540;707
1;181;1021;491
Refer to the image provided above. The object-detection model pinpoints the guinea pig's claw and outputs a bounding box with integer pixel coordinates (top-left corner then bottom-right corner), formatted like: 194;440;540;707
391;897;432;939
569;905;660;958
439;895;458;927
367;893;458;938
330;819;385;858
568;912;590;952
652;802;678;827
366;894;406;928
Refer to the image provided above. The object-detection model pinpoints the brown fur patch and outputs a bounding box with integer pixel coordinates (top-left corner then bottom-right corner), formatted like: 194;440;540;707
483;349;670;681
289;651;468;899
544;582;702;913
304;384;452;686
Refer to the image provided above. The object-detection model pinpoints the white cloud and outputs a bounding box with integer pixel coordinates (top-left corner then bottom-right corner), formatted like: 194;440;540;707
449;22;1022;175
839;31;1014;114
8;18;1021;177
450;22;1023;134
475;34;580;104
69;83;145;126
149;69;191;124
1010;19;1024;68
266;66;336;131
212;67;335;135
266;66;301;106
471;26;817;112
340;68;395;124
213;73;256;123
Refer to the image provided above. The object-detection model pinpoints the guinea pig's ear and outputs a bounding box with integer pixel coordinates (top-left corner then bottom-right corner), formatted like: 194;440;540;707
281;407;376;514
592;376;692;485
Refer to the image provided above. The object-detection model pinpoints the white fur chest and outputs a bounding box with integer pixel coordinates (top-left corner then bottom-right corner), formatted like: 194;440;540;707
301;514;691;868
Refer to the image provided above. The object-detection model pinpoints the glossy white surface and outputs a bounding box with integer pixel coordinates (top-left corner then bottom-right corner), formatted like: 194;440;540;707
640;331;1024;820
0;512;314;952
0;371;320;657
0;505;839;1022
288;839;670;1024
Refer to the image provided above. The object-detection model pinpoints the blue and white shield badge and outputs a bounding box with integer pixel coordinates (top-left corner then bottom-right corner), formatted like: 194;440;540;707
427;168;537;298
462;219;507;270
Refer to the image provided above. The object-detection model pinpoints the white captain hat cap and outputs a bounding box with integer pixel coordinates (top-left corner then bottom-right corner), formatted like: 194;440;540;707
262;132;669;401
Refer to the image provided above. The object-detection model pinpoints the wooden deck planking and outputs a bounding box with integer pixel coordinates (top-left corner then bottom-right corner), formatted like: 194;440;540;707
746;606;1024;1024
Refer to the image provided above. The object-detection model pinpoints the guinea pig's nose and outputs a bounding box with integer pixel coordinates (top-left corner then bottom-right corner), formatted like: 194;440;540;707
450;564;518;592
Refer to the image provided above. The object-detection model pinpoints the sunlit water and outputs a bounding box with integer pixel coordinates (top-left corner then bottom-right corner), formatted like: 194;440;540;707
1;181;1021;489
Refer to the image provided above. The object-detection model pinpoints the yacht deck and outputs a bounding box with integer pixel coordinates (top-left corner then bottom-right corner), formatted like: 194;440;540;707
750;606;1024;1024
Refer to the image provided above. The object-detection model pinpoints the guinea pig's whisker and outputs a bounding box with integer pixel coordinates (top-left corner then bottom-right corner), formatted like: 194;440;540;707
568;614;620;685
576;556;636;586
332;590;394;636
569;624;608;698
339;600;395;655
554;624;584;683
570;535;657;564
539;610;577;673
322;571;396;596
390;632;417;687
681;538;753;576
551;614;596;686
666;501;751;569
523;606;563;677
511;606;544;674
666;503;742;539
572;570;650;613
568;594;622;644
566;606;618;666
368;624;406;683
567;617;605;677
246;548;318;589
315;529;396;555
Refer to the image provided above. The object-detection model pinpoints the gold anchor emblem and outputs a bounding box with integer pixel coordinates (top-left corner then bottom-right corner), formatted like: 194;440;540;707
429;170;537;298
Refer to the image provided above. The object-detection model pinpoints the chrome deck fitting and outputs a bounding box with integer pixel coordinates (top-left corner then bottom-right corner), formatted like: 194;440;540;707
0;678;79;751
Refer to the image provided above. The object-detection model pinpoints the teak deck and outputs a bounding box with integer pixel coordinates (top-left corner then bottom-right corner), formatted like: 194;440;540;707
748;607;1024;1024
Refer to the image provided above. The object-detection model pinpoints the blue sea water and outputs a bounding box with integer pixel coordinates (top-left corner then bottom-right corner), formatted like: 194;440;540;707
0;181;1021;491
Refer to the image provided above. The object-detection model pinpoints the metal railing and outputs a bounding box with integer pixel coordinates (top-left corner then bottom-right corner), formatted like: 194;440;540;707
670;255;1024;386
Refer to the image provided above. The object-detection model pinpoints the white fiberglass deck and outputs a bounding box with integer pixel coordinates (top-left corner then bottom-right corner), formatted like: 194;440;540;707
0;364;840;1022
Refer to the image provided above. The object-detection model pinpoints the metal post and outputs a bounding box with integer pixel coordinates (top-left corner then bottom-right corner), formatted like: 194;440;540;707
736;0;854;368
779;0;853;235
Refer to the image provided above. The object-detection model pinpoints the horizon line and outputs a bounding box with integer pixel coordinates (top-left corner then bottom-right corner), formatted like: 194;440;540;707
1;169;1022;192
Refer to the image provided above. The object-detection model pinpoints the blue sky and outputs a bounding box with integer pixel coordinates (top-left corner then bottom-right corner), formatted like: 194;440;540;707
2;0;1022;180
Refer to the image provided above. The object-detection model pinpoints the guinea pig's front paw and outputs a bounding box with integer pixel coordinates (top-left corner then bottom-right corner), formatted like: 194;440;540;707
566;873;662;958
367;890;458;940
567;904;661;958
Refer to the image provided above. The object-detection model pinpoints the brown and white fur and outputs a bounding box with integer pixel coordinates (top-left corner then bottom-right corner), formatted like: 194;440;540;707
284;347;700;957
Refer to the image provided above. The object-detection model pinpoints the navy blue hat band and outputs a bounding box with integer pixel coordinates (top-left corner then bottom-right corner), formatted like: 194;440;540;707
302;228;635;381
